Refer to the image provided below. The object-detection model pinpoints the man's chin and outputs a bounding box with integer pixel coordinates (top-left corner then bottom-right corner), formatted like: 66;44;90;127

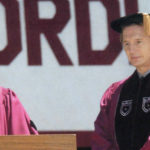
130;60;141;67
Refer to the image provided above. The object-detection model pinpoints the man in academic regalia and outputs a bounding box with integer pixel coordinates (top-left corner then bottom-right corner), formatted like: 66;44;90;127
92;13;150;150
0;87;38;135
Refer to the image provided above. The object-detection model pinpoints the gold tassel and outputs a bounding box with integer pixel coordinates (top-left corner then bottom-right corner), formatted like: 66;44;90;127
143;13;150;36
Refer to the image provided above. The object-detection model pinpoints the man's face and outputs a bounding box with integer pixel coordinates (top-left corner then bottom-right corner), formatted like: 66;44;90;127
122;24;150;74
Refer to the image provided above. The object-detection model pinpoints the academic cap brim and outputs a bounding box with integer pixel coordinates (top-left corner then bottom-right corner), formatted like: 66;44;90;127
111;13;144;33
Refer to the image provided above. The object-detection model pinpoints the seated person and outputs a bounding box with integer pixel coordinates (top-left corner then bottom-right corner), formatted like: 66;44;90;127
92;13;150;150
0;86;38;135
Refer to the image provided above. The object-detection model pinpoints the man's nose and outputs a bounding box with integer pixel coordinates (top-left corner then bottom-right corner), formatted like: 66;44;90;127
128;44;136;53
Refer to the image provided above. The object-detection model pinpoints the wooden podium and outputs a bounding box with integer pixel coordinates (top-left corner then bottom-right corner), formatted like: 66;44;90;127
0;134;77;150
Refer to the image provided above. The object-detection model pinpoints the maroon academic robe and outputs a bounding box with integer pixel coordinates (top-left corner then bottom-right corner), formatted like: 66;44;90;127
0;86;38;135
92;76;150;150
